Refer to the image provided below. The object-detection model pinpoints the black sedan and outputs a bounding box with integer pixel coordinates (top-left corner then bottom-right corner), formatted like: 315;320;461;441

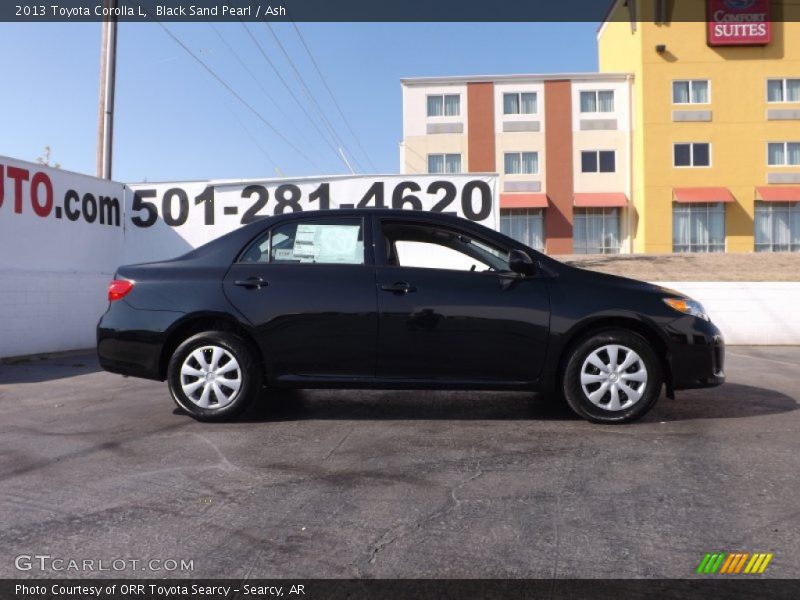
97;209;724;424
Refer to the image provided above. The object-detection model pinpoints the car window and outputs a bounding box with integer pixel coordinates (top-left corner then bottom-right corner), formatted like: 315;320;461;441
239;233;271;263
269;218;365;265
383;223;509;272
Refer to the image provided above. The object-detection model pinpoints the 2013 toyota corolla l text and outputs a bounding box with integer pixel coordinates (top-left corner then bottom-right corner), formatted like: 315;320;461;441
97;209;724;424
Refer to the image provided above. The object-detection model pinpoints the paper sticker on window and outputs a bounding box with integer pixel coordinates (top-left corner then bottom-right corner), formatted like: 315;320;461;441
292;224;362;264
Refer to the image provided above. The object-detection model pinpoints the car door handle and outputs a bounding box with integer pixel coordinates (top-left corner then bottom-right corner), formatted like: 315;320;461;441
380;282;417;294
234;277;268;289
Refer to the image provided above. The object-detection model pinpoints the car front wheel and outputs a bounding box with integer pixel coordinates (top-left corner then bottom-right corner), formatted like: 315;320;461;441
167;330;262;422
562;329;663;424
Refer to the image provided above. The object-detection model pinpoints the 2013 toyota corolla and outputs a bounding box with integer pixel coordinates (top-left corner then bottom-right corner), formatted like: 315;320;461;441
97;209;724;424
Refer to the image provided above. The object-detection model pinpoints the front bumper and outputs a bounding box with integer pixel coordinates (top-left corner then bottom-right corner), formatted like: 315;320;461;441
665;316;725;390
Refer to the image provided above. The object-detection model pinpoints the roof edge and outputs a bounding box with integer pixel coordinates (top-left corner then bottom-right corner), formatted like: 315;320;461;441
401;72;634;86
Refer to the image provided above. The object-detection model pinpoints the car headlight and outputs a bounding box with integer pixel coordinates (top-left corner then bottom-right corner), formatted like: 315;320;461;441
663;297;710;321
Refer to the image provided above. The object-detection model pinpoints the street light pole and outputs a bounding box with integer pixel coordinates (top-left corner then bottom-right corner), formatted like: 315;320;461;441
96;0;117;179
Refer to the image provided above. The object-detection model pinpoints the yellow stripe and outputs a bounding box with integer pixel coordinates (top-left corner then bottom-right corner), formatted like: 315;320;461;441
750;554;766;573
734;553;749;574
758;553;773;573
744;554;760;574
720;553;736;574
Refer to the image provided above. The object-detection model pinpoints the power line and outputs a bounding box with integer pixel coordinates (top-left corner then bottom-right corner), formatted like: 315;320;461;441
222;97;280;173
157;22;320;169
239;21;351;172
291;22;378;173
264;22;364;173
209;23;313;149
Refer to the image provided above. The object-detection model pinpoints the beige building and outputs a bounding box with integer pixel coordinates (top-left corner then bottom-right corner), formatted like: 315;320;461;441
400;73;633;254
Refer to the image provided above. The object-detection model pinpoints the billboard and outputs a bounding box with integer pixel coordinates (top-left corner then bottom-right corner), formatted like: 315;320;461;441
124;174;498;264
707;0;771;46
0;155;125;272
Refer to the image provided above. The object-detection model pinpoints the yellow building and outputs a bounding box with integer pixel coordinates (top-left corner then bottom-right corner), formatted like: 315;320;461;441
599;0;800;253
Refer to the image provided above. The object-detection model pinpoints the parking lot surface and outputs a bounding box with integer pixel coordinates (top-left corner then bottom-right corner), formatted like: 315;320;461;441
1;347;799;579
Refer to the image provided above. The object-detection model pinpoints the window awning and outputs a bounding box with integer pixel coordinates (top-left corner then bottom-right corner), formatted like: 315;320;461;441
499;193;549;209
673;187;735;203
756;186;800;202
573;193;628;208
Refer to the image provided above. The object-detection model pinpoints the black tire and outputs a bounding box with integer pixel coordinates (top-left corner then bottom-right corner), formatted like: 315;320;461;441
562;328;663;424
167;330;262;422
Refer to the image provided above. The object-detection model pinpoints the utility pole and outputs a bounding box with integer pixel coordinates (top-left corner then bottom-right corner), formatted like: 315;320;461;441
96;0;118;179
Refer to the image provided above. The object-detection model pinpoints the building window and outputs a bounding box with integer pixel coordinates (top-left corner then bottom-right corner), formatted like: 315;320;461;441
673;203;725;253
504;152;539;175
767;142;800;166
672;80;710;104
427;153;461;174
500;209;544;251
503;92;538;115
674;143;711;167
767;78;800;103
581;150;616;173
580;90;615;113
755;202;800;252
573;208;621;254
427;94;460;117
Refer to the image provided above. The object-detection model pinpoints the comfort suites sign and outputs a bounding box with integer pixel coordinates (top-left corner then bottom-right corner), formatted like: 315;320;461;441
707;0;771;46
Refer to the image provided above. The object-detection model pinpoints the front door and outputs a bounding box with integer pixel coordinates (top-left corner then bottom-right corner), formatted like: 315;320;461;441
223;216;378;380
375;218;550;384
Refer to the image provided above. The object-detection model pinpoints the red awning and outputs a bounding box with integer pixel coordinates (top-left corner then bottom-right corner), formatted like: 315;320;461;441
756;186;800;202
673;187;735;203
574;193;628;208
499;193;549;209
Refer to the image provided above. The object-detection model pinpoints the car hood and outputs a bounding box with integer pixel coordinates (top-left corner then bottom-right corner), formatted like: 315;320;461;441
559;262;672;296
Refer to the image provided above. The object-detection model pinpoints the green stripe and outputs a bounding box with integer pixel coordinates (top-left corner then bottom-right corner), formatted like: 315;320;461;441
696;553;712;574
710;553;727;574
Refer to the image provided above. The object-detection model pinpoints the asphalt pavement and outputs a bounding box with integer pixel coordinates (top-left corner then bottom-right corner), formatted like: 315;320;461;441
0;347;799;579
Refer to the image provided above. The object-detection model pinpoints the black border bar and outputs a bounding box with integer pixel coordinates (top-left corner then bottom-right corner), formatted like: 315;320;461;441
2;579;800;600
3;0;799;23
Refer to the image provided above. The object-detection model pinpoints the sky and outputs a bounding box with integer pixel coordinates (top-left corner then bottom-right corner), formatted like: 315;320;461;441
0;22;599;183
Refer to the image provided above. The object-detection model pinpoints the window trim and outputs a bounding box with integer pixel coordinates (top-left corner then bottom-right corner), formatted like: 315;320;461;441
503;151;540;175
673;142;712;168
766;141;800;167
672;202;727;253
754;200;800;252
671;79;711;105
766;78;800;104
502;91;539;116
580;150;617;173
579;89;616;114
573;207;622;254
427;153;462;174
425;93;461;118
499;208;545;252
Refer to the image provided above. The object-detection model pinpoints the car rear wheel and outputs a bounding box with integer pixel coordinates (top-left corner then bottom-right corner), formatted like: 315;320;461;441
562;329;663;424
167;330;262;422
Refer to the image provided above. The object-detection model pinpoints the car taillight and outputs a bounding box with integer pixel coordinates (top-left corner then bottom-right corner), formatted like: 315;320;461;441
108;279;134;302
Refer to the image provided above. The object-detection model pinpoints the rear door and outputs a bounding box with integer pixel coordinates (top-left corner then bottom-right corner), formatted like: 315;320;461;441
223;215;378;381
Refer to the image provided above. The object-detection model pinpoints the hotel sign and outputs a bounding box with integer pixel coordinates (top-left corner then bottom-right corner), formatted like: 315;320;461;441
707;0;771;46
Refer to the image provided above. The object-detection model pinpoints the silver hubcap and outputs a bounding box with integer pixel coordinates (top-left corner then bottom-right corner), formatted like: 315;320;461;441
180;345;242;409
580;344;648;412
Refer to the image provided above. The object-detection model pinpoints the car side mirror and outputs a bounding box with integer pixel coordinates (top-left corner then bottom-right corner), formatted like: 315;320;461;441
508;249;537;276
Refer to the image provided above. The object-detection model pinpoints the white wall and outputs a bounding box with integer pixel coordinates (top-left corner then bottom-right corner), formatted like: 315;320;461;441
655;282;800;345
0;156;124;358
